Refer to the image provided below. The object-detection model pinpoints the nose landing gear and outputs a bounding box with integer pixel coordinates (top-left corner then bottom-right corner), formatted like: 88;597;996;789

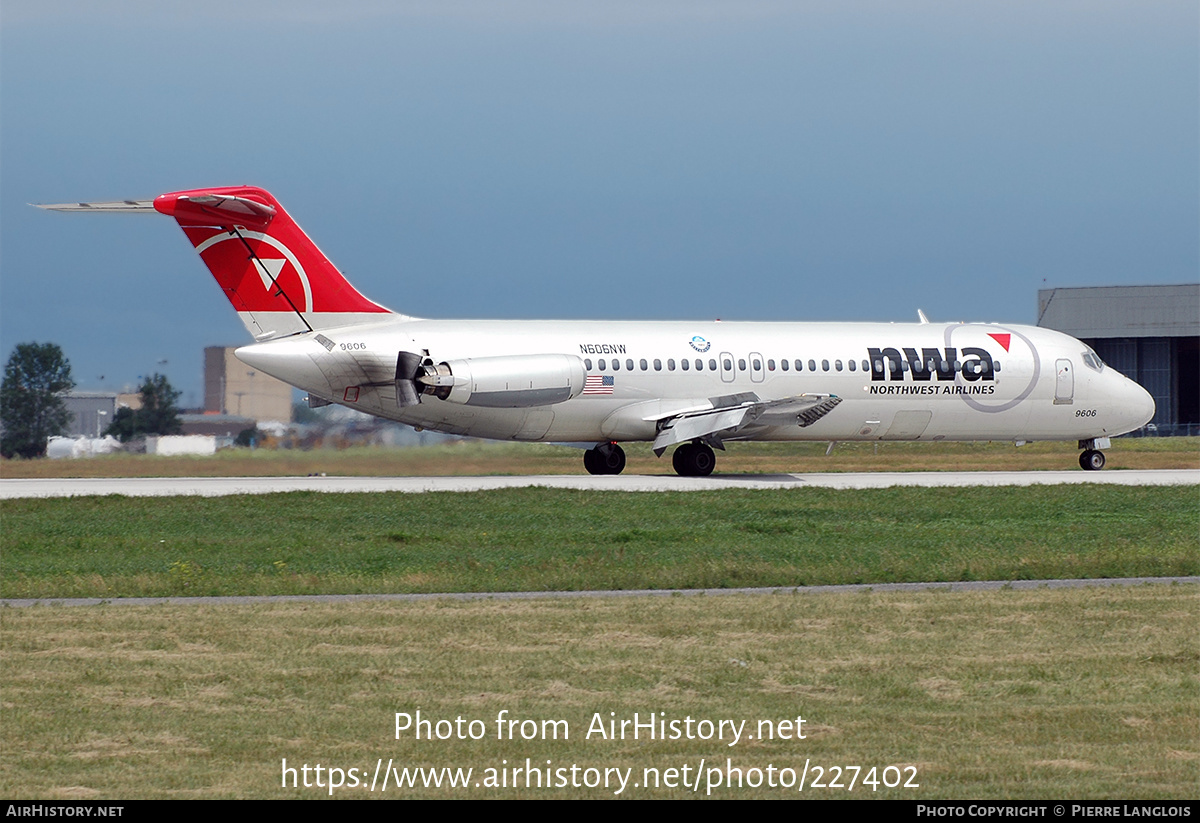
1078;438;1111;471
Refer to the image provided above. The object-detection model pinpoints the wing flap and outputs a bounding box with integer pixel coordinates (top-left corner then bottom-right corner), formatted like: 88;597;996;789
754;395;843;427
653;406;751;452
652;393;842;452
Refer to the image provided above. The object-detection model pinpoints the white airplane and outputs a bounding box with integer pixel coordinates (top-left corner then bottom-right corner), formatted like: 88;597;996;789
40;186;1155;474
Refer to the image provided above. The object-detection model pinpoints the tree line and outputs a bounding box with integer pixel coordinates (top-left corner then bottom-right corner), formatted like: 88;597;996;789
1;342;181;458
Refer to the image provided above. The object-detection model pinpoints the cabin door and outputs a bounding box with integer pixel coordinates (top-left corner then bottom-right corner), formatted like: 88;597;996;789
1054;359;1074;405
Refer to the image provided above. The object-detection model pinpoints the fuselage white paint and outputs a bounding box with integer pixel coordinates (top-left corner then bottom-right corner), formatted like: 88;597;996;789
235;315;1154;446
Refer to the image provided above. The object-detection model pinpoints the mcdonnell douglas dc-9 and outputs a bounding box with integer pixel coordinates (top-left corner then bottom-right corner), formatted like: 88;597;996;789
40;186;1155;474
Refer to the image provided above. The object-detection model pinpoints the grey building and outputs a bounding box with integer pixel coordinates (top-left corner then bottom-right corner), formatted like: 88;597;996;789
62;392;118;438
1037;284;1199;435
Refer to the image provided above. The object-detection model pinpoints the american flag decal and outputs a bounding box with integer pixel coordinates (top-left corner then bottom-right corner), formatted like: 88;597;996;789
583;375;615;395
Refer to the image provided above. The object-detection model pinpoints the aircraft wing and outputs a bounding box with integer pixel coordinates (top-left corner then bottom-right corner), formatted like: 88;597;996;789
652;393;842;453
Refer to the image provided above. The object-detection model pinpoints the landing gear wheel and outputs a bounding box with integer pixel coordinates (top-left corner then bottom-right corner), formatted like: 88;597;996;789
600;443;626;475
1079;449;1106;471
690;442;716;476
672;443;694;475
583;448;603;475
672;441;716;477
584;443;626;475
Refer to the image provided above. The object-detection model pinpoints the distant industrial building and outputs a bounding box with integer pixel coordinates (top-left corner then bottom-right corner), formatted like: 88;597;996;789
62;392;117;438
1037;284;1199;435
204;346;293;423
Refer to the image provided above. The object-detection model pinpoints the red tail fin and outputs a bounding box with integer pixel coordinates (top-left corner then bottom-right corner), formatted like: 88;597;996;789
154;186;392;338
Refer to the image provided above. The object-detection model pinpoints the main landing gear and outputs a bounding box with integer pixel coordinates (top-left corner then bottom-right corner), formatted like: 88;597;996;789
583;442;626;475
672;441;716;477
581;441;718;477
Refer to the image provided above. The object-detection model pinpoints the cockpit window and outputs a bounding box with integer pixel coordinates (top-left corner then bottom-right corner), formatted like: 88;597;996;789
1081;350;1104;373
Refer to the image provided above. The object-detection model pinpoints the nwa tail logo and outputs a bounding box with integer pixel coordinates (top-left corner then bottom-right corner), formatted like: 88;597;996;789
868;346;996;382
183;226;314;313
156;187;389;317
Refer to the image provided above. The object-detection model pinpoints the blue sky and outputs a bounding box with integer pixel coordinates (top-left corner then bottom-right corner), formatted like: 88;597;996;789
2;1;1196;405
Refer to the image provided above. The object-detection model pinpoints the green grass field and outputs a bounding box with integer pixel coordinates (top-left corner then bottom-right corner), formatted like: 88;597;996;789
2;587;1196;798
3;486;1197;599
2;473;1196;799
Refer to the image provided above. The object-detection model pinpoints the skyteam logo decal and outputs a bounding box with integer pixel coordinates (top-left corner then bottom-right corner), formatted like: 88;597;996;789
688;336;711;353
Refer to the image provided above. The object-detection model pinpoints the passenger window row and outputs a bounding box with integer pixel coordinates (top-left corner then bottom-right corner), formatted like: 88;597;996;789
581;356;1001;374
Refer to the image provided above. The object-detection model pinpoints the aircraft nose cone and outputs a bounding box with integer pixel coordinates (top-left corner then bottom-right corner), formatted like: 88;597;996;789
1118;377;1155;433
1132;381;1155;428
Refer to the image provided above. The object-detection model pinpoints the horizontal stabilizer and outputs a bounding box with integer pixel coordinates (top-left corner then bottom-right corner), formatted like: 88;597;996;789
35;200;155;212
155;193;277;228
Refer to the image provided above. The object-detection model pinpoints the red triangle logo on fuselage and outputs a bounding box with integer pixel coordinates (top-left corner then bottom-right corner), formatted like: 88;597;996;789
988;333;1011;352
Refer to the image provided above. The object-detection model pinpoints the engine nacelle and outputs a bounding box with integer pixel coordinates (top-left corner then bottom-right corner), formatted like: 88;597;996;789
418;354;587;408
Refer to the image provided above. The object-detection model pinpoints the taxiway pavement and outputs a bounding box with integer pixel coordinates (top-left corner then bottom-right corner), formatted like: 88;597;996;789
2;469;1197;499
3;576;1196;609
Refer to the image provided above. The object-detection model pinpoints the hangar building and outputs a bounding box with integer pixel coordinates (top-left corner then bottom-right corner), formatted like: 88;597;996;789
62;392;117;438
1037;284;1199;436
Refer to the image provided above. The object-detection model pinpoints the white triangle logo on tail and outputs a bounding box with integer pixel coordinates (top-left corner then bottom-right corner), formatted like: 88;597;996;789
194;231;313;312
257;258;287;291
